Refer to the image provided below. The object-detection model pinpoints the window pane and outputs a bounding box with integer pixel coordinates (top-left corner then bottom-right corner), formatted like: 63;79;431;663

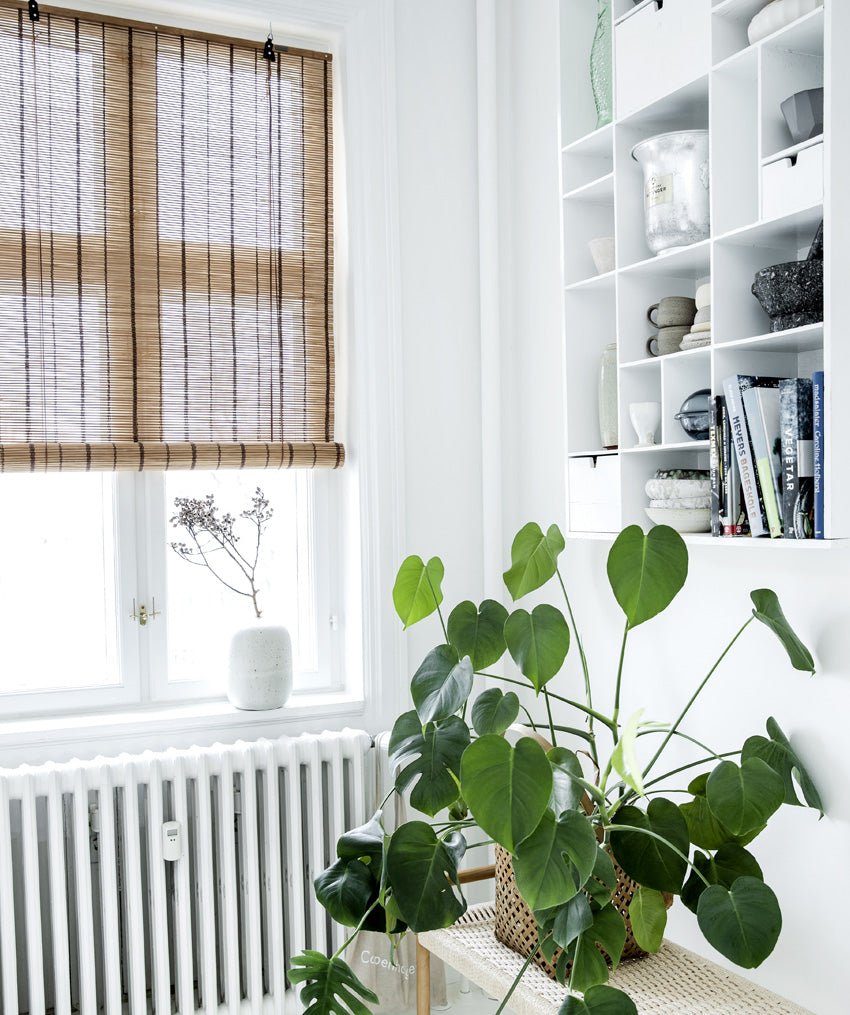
0;473;119;693
163;470;317;687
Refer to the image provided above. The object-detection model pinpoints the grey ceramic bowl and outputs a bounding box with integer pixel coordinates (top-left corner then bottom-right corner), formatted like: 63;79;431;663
751;261;823;333
781;88;824;145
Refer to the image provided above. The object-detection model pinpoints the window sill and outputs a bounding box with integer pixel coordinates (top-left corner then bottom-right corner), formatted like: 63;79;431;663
0;690;366;762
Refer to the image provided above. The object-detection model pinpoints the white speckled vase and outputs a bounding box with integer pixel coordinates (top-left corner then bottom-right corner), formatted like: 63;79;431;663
228;623;293;710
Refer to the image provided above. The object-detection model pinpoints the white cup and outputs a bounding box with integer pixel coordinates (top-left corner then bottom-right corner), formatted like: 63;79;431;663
588;237;615;275
629;401;662;448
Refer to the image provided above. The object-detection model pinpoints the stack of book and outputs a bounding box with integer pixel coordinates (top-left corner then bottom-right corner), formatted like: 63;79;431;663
709;372;825;539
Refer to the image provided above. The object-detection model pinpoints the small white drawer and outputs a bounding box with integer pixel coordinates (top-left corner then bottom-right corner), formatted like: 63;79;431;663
615;0;711;120
569;455;620;534
762;143;823;221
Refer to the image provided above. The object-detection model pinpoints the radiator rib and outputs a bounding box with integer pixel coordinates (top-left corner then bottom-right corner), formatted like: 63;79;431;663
0;728;373;1015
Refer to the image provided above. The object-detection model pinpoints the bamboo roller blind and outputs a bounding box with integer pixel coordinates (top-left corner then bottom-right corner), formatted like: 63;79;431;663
0;3;343;471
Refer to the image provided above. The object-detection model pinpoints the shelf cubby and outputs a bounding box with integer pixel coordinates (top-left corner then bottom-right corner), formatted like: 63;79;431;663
564;287;617;456
661;351;711;446
563;194;617;286
711;48;759;235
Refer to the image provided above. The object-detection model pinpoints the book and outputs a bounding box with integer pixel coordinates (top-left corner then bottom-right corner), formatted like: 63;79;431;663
722;375;782;538
720;397;748;536
780;378;814;540
813;371;825;539
709;396;722;537
742;385;783;539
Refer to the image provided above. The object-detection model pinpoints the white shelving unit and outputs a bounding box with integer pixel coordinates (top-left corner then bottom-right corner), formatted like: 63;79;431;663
559;0;850;543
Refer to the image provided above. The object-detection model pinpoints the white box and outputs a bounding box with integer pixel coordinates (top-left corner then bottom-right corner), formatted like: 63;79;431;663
762;142;823;221
568;455;620;533
615;0;711;120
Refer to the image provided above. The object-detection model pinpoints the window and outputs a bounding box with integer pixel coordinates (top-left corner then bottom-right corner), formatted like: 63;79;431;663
0;6;345;715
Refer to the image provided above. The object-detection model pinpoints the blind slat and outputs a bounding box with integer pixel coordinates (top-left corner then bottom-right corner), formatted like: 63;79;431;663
0;4;342;471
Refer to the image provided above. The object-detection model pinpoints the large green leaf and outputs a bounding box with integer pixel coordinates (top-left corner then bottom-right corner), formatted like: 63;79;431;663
682;843;763;914
586;848;618;907
336;812;385;864
750;590;815;675
606;525;688;628
569;905;628;991
559;985;638;1015
610;709;646;797
460;735;552;852
314;858;375;928
610;799;689;894
289;951;380;1015
549;893;593;950
549;747;584;816
410;645;474;724
629;887;667;953
697;877;782;968
680;774;763;851
471;688;519;737
503;522;565;601
513;809;597;911
504;604;570;692
706;759;784;837
447;599;509;671
389;711;470;816
742;717;823;815
392;556;444;629
384;822;466;932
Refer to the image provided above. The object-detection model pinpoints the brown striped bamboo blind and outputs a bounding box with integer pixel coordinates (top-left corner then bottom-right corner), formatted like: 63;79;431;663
0;3;342;471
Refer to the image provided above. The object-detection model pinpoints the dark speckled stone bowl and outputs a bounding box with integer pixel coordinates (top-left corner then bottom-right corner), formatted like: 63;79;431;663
751;261;823;333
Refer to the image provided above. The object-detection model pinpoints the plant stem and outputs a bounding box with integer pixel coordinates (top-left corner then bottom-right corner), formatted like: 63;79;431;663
519;705;540;733
556;567;597;767
641;751;741;791
543;689;558;747
641;617;754;780
611;621;630;745
495;940;544;1014
331;899;381;961
476;671;617;731
425;571;449;643
604;824;711;888
636;728;725;759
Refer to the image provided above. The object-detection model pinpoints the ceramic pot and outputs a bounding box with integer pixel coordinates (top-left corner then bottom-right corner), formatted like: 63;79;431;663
629;401;661;448
781;87;824;145
598;343;618;449
748;0;822;46
751;260;823;333
228;622;293;710
590;0;613;130
632;131;710;255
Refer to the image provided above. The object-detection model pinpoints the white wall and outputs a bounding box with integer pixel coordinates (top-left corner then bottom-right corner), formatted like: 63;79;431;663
393;0;486;670
489;1;850;1012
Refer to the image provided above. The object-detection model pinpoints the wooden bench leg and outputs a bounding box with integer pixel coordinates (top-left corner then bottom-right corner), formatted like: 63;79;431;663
416;938;431;1015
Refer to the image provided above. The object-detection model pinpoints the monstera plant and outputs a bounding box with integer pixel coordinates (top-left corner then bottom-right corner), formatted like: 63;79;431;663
289;523;821;1014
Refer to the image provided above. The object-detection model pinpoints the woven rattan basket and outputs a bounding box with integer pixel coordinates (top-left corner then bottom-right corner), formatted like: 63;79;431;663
494;843;663;980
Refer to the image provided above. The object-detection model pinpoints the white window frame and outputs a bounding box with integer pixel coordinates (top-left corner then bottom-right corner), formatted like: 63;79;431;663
0;469;342;717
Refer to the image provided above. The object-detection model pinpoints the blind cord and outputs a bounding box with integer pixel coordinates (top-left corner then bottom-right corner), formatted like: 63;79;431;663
265;35;279;444
29;10;49;454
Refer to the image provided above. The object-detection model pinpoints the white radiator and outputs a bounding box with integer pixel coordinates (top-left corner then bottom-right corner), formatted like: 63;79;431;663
0;728;374;1015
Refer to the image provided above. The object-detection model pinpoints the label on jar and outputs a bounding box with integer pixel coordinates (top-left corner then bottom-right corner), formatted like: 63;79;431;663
646;173;673;208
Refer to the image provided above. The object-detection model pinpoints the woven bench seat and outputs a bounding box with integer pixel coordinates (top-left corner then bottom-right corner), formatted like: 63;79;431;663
418;903;811;1015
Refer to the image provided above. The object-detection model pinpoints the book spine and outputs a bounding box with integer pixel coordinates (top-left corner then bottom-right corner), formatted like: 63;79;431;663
742;387;782;539
709;396;722;537
780;379;815;539
723;376;767;537
813;371;825;539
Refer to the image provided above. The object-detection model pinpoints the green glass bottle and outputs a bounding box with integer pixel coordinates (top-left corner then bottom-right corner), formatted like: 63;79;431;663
590;0;613;129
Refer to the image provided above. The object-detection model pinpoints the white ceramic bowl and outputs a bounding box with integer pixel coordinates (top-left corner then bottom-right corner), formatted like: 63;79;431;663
747;0;822;46
646;506;711;534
